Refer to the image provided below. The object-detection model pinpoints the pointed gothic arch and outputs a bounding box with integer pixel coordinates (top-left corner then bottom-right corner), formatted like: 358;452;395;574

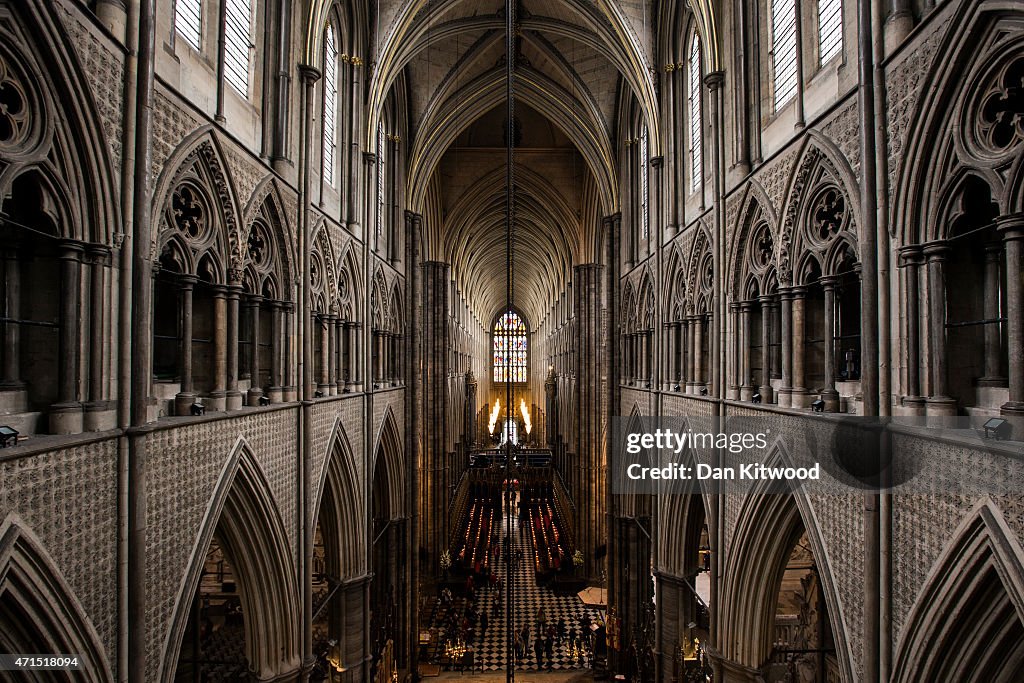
372;406;405;520
0;0;120;245
717;445;854;682
777;135;860;287
151;131;245;274
893;2;1024;245
242;177;296;292
161;439;300;683
315;420;366;579
336;241;361;320
892;500;1024;682
0;516;111;682
729;181;779;300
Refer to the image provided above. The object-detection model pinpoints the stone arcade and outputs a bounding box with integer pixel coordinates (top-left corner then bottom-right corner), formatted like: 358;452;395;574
1;0;1023;681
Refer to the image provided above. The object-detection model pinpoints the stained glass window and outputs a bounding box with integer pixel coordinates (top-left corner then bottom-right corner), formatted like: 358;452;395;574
493;311;527;383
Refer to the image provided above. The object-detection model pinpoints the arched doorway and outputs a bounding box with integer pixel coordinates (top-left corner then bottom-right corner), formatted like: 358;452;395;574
311;428;368;681
892;503;1024;682
761;529;838;682
656;492;711;682
174;540;248;680
717;480;852;683
0;519;111;682
165;446;300;682
370;411;407;680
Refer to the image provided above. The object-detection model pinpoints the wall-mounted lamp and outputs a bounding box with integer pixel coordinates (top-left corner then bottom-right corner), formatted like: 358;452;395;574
0;426;19;447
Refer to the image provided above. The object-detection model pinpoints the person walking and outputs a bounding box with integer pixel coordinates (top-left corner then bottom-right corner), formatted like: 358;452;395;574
544;634;554;669
533;635;544;670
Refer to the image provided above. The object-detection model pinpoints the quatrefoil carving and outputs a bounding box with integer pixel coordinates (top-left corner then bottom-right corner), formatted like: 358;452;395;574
977;55;1024;155
247;225;267;265
809;187;846;247
750;223;774;271
172;185;207;240
0;56;29;147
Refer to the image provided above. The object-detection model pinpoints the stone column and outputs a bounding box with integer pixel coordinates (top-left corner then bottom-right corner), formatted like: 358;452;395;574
790;286;807;408
686;316;697;392
778;289;794;407
772;297;783;379
87;251;106;398
694;315;705;392
678;320;687;389
374;329;385;387
999;216;1024;415
980;242;1006;385
898;248;924;412
85;246;110;428
728;303;741;398
174;275;198;416
351;322;362;390
268;301;283;402
334;317;345;390
50;241;85;433
1;246;22;388
740;301;754;400
640;331;650;386
344;321;357;391
327;313;338;395
226;283;242;410
318;315;331;394
821;277;840;411
247;296;263;405
207;285;228;411
671;321;679;389
924;243;956;415
759;295;775;403
283;302;296;401
421;260;450;573
392;332;401;386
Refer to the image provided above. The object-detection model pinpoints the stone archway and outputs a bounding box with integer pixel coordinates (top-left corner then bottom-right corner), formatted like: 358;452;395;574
163;441;300;683
0;516;111;682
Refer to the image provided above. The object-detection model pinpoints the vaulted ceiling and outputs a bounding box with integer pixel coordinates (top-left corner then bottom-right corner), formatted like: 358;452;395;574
354;0;677;327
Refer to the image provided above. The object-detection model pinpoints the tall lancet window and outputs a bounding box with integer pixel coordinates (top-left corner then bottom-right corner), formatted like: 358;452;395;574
322;23;338;186
377;123;385;240
175;0;202;50
493;311;528;383
818;0;843;65
771;0;798;111
640;124;649;240
689;33;703;192
224;0;255;95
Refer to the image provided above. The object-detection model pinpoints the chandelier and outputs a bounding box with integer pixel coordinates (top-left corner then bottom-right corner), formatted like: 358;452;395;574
444;636;469;661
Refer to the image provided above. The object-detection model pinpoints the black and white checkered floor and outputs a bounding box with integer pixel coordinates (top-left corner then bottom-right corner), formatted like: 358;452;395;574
430;512;601;672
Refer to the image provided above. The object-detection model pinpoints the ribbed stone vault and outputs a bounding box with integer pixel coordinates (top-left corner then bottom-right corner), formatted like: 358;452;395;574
296;0;723;326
